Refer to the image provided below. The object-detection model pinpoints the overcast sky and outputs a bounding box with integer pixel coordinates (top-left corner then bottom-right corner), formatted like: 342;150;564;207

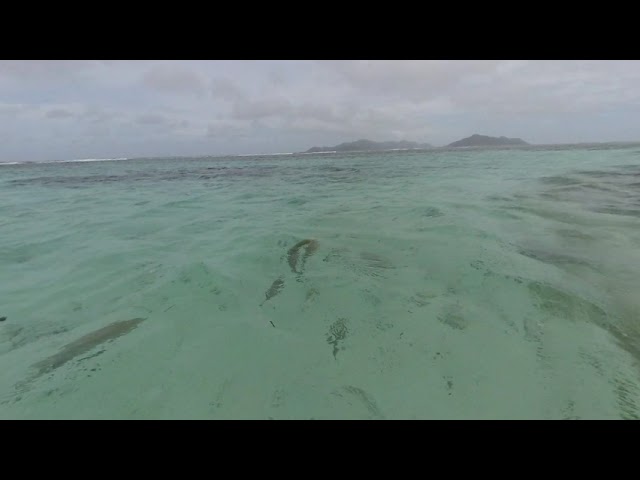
2;60;640;161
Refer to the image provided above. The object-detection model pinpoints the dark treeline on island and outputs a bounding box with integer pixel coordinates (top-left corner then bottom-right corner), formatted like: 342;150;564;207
304;139;433;153
446;134;529;148
302;135;530;154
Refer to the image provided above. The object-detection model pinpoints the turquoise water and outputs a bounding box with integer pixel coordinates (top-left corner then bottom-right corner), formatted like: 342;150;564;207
1;146;640;419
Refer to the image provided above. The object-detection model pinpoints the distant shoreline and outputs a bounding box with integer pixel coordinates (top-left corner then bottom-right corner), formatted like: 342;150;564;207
303;135;528;153
3;141;640;165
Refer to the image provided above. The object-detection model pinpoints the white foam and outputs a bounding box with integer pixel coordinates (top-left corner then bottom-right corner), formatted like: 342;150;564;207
236;152;294;157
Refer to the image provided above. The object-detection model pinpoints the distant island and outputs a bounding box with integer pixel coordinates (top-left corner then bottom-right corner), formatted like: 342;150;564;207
304;139;433;153
301;135;530;153
447;134;529;148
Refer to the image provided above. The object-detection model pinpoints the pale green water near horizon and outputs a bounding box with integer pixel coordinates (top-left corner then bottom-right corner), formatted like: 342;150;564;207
1;145;640;419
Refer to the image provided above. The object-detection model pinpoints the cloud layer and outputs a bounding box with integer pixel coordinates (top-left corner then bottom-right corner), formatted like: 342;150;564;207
2;60;640;161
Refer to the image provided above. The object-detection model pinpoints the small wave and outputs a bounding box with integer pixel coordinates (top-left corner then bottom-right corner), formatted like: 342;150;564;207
55;157;130;164
3;158;131;165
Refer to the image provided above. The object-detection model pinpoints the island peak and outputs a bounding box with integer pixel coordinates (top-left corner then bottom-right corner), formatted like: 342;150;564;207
304;139;432;154
447;134;529;148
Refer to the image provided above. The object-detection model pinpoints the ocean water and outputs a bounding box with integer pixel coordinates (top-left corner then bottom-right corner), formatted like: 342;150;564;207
1;145;640;419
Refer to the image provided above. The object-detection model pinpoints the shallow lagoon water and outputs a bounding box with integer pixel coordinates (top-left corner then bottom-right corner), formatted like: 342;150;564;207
1;145;640;419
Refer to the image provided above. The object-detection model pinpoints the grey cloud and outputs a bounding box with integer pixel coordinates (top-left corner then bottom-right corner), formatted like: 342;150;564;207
0;103;29;115
142;65;207;96
206;121;248;138
210;77;245;101
3;103;83;121
448;61;640;115
319;60;640;117
322;60;500;101
292;103;345;123
282;117;357;135
136;113;168;125
81;106;122;124
264;99;430;139
231;97;292;120
46;108;75;119
267;69;286;86
134;113;192;135
0;60;98;79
